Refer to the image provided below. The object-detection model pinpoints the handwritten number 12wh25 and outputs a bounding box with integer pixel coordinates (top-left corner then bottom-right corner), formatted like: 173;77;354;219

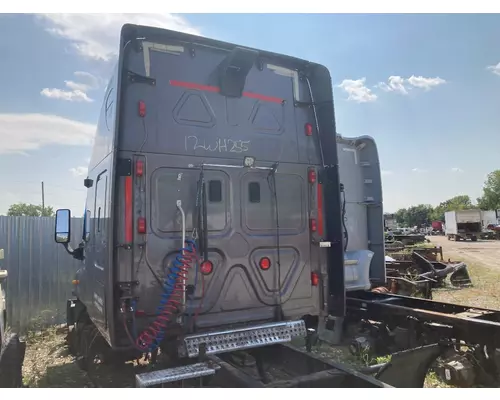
185;135;251;154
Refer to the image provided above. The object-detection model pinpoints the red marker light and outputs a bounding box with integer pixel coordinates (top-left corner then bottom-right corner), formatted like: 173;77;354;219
138;100;146;117
135;309;146;317
311;272;319;286
305;123;313;136
137;217;146;234
310;218;317;232
201;261;213;275
136;160;144;177
308;168;316;184
259;257;271;270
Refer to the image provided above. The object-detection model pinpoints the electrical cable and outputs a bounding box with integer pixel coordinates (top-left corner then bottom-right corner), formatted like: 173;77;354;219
341;185;348;252
267;163;283;320
133;240;198;352
192;273;206;330
190;168;207;330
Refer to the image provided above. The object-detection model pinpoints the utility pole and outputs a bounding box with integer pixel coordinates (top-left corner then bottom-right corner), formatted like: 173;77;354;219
41;181;45;215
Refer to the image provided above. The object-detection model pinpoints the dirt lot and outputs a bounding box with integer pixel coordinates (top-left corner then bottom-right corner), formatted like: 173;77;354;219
430;235;500;269
428;235;500;309
20;236;500;388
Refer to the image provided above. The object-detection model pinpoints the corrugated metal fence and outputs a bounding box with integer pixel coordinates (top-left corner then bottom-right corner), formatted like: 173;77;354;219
0;216;84;334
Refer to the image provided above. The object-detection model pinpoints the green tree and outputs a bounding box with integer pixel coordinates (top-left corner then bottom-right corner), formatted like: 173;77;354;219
395;208;407;225
431;195;475;221
7;203;54;217
477;170;500;211
394;204;433;227
406;204;433;227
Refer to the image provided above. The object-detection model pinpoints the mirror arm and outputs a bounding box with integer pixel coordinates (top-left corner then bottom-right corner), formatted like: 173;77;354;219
62;243;85;261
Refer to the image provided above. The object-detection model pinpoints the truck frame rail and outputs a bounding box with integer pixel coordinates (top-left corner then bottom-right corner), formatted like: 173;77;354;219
135;343;393;388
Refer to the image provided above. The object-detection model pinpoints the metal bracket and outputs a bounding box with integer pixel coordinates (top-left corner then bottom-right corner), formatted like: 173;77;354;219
117;281;139;289
127;70;156;86
116;158;132;177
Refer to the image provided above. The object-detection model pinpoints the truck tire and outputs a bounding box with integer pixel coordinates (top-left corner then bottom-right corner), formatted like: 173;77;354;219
0;333;26;388
471;236;477;242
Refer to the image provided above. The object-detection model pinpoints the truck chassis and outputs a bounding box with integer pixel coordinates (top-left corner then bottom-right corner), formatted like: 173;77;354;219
69;297;460;388
344;291;500;387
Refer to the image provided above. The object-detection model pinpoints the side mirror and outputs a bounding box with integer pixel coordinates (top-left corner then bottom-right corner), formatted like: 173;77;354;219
55;209;71;244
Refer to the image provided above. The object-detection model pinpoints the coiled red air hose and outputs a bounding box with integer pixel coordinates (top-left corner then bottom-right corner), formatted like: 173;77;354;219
135;240;197;352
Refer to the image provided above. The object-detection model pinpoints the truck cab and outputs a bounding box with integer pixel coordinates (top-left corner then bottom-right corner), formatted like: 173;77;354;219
52;24;386;388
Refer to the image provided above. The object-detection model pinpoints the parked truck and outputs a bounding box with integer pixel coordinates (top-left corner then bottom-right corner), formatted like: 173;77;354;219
431;220;443;235
480;210;497;231
445;210;482;241
52;24;401;388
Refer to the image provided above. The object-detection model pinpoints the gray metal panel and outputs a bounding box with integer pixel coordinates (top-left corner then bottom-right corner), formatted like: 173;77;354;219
106;37;325;332
0;216;83;334
337;135;385;285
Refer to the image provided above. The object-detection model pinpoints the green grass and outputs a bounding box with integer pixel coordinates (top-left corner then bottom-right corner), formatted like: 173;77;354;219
432;260;500;310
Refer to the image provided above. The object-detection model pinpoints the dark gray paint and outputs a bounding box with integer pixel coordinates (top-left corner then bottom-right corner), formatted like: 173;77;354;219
75;25;347;349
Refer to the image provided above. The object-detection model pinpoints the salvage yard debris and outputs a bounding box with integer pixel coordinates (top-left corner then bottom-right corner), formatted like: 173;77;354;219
383;242;472;299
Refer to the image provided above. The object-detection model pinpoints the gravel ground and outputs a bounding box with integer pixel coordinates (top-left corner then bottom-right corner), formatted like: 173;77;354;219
20;236;500;388
428;236;500;310
22;327;91;388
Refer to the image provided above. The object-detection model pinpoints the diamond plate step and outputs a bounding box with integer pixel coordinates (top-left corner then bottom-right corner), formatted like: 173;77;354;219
135;362;218;387
180;320;307;358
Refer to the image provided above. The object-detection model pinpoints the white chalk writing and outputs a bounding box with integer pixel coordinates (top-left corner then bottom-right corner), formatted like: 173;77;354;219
185;136;250;153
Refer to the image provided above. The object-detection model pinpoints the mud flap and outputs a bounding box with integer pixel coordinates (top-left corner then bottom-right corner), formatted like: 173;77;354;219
374;344;445;388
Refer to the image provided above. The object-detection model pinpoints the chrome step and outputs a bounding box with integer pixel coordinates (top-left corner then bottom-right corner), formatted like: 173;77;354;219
135;362;218;387
180;320;307;358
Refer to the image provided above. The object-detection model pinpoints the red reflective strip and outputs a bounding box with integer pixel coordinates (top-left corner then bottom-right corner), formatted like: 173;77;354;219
124;176;133;243
242;91;283;104
169;80;220;93
317;183;324;236
169;80;283;104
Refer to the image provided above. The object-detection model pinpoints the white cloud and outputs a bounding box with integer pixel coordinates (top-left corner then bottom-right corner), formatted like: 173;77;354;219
64;81;90;92
0;113;95;154
41;88;93;102
381;170;394;176
411;168;428;173
487;62;500;76
41;71;100;102
37;14;201;62
377;76;408;95
338;78;377;103
69;166;89;177
74;71;101;87
451;167;464;173
407;75;446;90
377;75;446;95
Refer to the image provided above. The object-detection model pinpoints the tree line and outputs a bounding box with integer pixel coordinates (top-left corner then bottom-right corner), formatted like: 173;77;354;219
393;170;500;228
5;170;500;227
5;203;54;217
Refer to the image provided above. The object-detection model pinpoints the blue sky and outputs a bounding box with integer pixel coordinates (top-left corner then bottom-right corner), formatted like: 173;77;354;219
1;13;499;215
